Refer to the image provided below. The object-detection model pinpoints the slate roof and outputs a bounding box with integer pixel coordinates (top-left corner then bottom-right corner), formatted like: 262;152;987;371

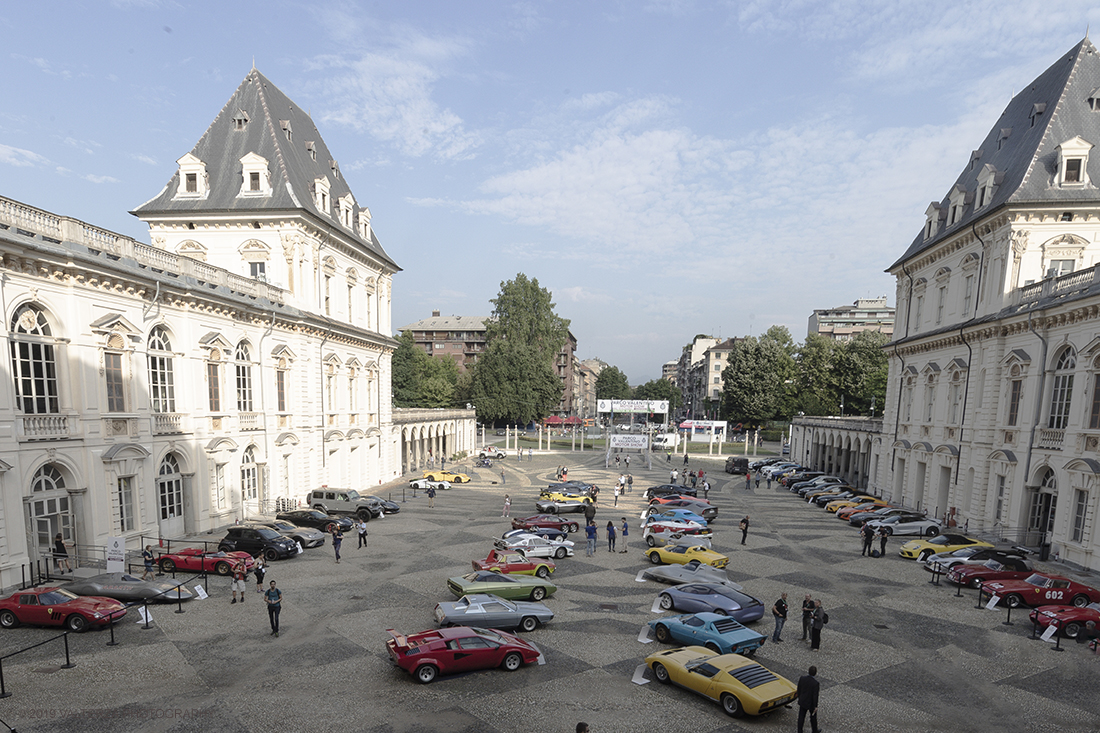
399;315;491;332
890;39;1100;271
132;68;397;270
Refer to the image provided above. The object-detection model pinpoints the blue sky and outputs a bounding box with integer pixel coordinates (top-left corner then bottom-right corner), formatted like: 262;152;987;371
2;1;1097;382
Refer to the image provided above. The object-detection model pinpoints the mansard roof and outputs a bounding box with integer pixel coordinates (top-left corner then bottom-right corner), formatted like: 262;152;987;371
890;39;1100;270
131;68;397;270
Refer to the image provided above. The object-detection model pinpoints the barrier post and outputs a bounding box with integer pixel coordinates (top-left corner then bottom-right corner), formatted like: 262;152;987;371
107;610;120;646
975;584;986;610
954;574;963;597
0;659;8;698
1029;615;1041;640
61;633;74;669
1051;622;1065;652
142;600;153;630
929;562;942;587
1002;603;1014;626
175;588;185;615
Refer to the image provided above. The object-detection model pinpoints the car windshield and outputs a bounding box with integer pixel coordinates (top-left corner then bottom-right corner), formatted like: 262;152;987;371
472;628;507;644
464;571;511;583
38;590;78;604
983;560;1004;571
307;511;329;520
684;659;721;678
345;490;361;500
119;574;141;582
1024;574;1050;587
257;528;282;540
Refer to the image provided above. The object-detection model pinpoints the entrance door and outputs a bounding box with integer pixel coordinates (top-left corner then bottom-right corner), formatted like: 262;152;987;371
27;496;72;569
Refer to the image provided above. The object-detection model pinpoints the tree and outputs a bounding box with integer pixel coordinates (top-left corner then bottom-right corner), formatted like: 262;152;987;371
835;330;889;415
595;366;632;400
794;334;838;415
391;331;422;407
720;337;790;423
391;331;459;408
759;325;798;418
469;273;570;424
634;378;681;410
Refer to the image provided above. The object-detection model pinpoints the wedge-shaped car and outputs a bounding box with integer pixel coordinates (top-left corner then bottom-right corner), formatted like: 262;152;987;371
865;514;943;537
643;525;713;548
984;573;1100;608
643;559;740;589
649;494;711;506
472;549;555;578
647;483;697;499
898;534;992;561
435;593;554;632
646;544;729;569
409;478;451;491
447;570;557;602
422;470;471;483
645;646;797;718
656;583;765;623
511;514;579;534
502;526;569;542
1030;602;1100;638
923;546;1028;573
0;587;127;632
158;548;255;576
649;612;765;655
386;626;541;684
64;572;193;603
836;501;891;520
642;516;707;534
848;507;922;526
538;489;593;503
824;495;880;513
276;509;355;533
535;498;591;514
497;534;574;559
650;508;710;526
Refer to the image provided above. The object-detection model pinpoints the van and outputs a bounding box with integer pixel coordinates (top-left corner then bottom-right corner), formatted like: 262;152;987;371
725;456;750;474
652;433;679;449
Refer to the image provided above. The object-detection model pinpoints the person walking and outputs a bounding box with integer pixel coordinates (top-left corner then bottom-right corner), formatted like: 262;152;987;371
253;555;267;593
426;484;436;508
606;520;616;553
584;501;596;525
626;474;633;493
878;526;888;557
142;545;156;581
625;455;630;469
771;592;788;642
691;472;698;489
745;472;752;491
811;600;825;651
528;448;532;462
861;523;874;556
331;526;343;564
702;480;710;500
739;516;750;545
231;559;247;604
615;454;620;468
265;580;283;637
357;518;369;549
766;474;773;490
620;517;629;553
441;456;446;470
796;665;821;733
754;474;761;490
562;467;568;481
670;468;677;484
54;533;71;574
683;452;689;466
801;594;815;641
500;468;506;485
585;521;597;557
502;494;511;517
613;484;620;507
666;451;671;463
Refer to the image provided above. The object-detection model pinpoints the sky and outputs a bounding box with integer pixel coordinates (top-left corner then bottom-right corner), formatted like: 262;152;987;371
2;1;1098;383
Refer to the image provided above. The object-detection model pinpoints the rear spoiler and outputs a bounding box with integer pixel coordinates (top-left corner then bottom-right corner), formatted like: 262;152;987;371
386;629;408;648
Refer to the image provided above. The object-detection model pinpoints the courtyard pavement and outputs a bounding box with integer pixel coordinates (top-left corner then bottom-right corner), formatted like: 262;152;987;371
0;449;1097;733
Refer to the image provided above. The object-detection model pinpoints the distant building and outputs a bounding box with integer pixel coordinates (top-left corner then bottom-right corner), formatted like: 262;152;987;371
662;360;678;383
575;361;600;418
555;331;578;416
676;336;718;419
808;297;895;341
700;338;741;417
399;311;490;372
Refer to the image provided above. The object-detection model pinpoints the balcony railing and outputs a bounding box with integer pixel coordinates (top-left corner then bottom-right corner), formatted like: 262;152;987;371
153;413;185;435
1017;263;1100;305
19;415;75;440
239;412;263;431
1037;428;1065;450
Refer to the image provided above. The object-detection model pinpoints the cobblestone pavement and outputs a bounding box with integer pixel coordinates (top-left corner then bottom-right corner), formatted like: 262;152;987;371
0;450;1097;733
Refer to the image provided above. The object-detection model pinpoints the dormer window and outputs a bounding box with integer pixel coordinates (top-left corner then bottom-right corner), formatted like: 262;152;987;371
923;202;944;240
1056;136;1093;187
1090;88;1100;111
1030;103;1046;128
232;109;250;131
338;194;354;229
306;142;316;161
331;160;340;179
998;128;1012;150
238;153;272;198
946;185;973;226
175;153;209;199
280;120;292;142
314;177;331;215
358;206;372;241
976;164;1001;210
969;150;983;171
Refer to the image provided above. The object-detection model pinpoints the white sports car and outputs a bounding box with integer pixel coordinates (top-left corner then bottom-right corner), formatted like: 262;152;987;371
642;516;707;532
496;533;575;559
865;514;942;536
409;478;452;491
643;524;714;548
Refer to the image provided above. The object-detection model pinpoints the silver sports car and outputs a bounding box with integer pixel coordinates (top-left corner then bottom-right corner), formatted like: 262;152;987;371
534;498;590;514
496;534;575;559
642;559;741;589
64;572;194;603
256;520;327;548
434;593;554;632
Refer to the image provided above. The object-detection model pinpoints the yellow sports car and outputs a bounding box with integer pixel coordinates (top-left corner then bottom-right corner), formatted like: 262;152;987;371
898;533;992;561
825;495;880;513
422;470;471;484
646;646;797;718
538;490;592;503
646;544;729;569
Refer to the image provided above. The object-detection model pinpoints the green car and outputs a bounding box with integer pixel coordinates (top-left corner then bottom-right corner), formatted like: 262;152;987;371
447;571;557;602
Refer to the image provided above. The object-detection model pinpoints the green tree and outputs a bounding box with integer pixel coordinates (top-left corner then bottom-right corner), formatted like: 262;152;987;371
634;378;681;411
794;333;839;415
391;331;459;408
469;273;570;423
720;336;789;423
835;330;889;415
759;325;798;418
595;366;632;400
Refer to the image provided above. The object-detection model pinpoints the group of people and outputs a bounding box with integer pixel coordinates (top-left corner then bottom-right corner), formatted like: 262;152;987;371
860;522;889;557
583;518;630;555
770;597;827;732
555;466;570;481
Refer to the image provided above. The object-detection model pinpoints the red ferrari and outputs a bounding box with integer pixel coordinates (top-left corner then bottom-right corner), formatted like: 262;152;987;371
386;626;542;683
948;559;1033;588
0;587;127;632
158;548;255;576
984;573;1100;608
472;549;555;578
1030;602;1100;638
511;515;579;534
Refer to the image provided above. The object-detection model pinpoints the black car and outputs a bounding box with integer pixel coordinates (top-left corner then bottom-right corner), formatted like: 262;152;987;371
218;526;298;561
724;457;749;474
362;495;400;515
849;508;922;526
646;483;698;499
781;471;824;487
255;520;327;548
276;509;355;533
749;457;783;471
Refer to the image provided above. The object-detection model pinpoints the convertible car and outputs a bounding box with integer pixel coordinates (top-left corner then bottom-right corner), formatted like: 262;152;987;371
496;534;574;559
898;534;992;561
649;612;765;655
645;646;797;718
1030;601;1100;638
422;470;471;483
984;573;1100;608
646;544;729;569
386;626;542;684
0;587;127;632
511;515;579;534
158;548;255;575
447;570;557;601
64;572;193;603
643;559;741;589
409;478;452;491
434;593;554;631
472;549;555;578
656;583;765;623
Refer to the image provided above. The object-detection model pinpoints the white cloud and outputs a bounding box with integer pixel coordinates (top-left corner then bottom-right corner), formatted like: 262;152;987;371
131;153;157;165
82;174;119;184
0;143;48;167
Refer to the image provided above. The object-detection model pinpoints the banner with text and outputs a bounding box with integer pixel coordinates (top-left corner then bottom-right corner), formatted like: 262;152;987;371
597;400;669;414
610;435;649;449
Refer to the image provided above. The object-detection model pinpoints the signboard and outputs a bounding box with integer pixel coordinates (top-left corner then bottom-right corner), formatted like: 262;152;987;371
106;536;126;573
597;400;669;414
610;435;648;449
679;419;727;429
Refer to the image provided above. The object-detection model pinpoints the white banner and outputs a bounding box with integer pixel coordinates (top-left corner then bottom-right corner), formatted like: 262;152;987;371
610;435;648;449
598;400;669;414
106;536;126;573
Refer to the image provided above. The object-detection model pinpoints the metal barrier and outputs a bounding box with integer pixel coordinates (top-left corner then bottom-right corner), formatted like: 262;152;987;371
0;632;75;698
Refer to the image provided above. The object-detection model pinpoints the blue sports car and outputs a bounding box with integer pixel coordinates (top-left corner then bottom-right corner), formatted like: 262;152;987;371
652;509;709;526
656;583;766;623
649;612;765;655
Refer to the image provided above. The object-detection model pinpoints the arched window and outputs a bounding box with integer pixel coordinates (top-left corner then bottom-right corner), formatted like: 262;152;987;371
235;342;253;412
158;454;183;520
148;327;176;413
241;446;258;500
1048;347;1076;429
10;304;59;414
32;463;65;492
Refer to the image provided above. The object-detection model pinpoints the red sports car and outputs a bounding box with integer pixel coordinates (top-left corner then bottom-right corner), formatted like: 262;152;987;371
158;548;255;576
984;573;1100;608
386;626;543;683
947;558;1033;588
0;587;127;632
511;515;579;534
1029;602;1100;638
472;549;555;578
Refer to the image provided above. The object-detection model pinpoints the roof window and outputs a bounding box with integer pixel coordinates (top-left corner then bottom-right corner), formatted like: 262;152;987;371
306;142;316;161
280;120;292;142
1056;136;1093;187
998;128;1012;150
174;153;209;199
1030;103;1047;128
1089;88;1100;111
232;110;250;131
331;160;340;179
969;150;983;171
238;152;272;198
314;177;331;216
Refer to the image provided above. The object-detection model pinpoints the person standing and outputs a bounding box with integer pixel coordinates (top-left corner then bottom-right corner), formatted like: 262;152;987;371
878;526;888;557
562;467;568;481
620;517;629;553
745;472;752;491
811;600;825;651
702;480;710;500
528;448;532;462
666;451;671;464
265;580;283;637
625;455;630;469
739;516;750;545
606;520;616;553
331;526;343;564
801;594;815;641
626;474;633;493
500;468;506;485
426;484;436;508
584;501;596;526
502;494;511;517
796;665;821;733
585;521;597;557
253;555;267;593
53;533;71;574
441;456;446;470
771;592;788;642
357;519;369;549
861;523;874;557
615;454;620;468
683;452;688;466
670;468;677;484
613;484;620;507
142;545;156;581
231;559;247;604
766;474;773;490
755;474;761;490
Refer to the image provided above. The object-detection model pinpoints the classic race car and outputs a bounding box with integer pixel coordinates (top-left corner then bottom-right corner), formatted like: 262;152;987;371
649;612;765;655
0;587;127;632
538;489;593;503
434;593;554;632
946;558;1033;587
649;495;711;506
646;544;729;569
472;549;555;578
983;573;1100;608
643;559;741;589
496;534;574;559
409;478;452;491
643;524;713;548
63;572;193;603
502;526;569;542
386;626;542;684
158;548;255;575
511;514;580;534
422;470;471;483
898;534;992;561
645;646;797;718
447;570;557;601
656;583;765;623
1029;601;1100;638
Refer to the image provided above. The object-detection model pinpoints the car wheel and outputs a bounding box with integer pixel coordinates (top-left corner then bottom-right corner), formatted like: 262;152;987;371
648;552;663;565
66;614;88;632
0;610;20;629
884;527;893;536
918;550;933;562
215;561;232;576
535;566;550;579
547;506;558;515
647;507;658;516
568;523;579;533
530;587;547;601
502;652;523;671
520;616;538;632
1005;593;1023;608
720;692;744;718
415;664;438;684
654;624;671;643
712;608;728;616
1071;595;1090;608
554;547;567;559
658;594;673;611
646;536;657;547
160;558;176;573
705;641;721;653
263;548;279;562
652;662;670;683
1063;621;1081;638
925;526;940;537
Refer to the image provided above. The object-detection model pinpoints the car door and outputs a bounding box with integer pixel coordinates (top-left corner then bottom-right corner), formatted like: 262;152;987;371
479;600;515;628
453;636;498;672
677;585;708;612
17;594;49;625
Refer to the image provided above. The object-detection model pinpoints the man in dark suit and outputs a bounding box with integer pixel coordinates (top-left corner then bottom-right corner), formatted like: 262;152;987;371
797;665;821;733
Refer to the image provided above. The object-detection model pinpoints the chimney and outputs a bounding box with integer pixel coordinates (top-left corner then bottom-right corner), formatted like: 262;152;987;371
432;310;441;317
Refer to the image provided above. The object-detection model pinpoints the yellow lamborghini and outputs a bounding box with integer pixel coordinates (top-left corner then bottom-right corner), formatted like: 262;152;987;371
422;470;471;483
645;544;729;569
646;646;797;718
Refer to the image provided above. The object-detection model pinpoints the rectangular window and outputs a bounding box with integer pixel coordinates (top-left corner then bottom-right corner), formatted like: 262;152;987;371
148;355;175;413
1007;380;1022;427
978;186;988;207
348;284;354;318
925;385;935;422
995;475;1006;521
207;362;221;412
105;352;125;412
963;275;974;316
1049;373;1074;430
936;286;946;324
236;363;253;412
117;476;134;532
185;173;197;193
349;376;358;411
903;385;913;421
214;464;226;509
1072;489;1088;543
250;261;266;279
713;377;719;384
1066;158;1082;183
324;276;331;315
949;383;961;424
12;340;60;414
1049;259;1075;277
276;370;287;412
249;172;260;191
